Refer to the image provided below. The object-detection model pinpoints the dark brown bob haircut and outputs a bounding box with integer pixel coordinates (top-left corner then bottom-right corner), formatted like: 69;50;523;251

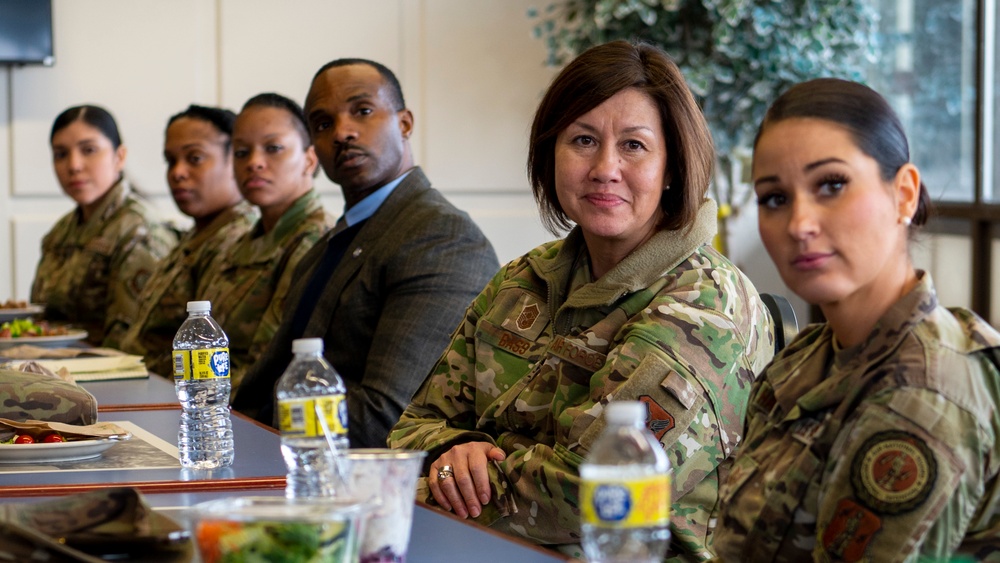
527;40;714;235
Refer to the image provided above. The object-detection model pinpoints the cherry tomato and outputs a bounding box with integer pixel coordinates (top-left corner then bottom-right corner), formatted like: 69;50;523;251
41;433;64;443
13;435;34;444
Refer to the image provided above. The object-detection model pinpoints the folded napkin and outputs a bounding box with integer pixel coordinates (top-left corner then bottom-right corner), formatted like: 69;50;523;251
0;487;190;561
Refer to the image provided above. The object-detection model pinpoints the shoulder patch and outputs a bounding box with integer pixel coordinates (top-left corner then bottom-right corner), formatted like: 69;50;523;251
638;395;674;440
822;498;882;562
850;430;937;514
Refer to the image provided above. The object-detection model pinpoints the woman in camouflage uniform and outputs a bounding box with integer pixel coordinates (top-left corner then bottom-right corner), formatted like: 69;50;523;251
711;79;1000;561
198;93;333;398
389;41;774;561
31;105;176;348
118;105;257;377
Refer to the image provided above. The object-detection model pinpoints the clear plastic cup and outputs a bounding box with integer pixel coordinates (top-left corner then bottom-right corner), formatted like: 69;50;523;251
341;449;427;563
191;496;367;563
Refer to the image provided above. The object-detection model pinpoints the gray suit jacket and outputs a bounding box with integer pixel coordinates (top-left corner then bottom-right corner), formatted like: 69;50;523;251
232;167;499;447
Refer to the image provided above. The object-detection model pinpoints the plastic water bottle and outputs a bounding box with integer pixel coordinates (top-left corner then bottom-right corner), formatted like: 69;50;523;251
580;401;671;563
172;300;234;469
276;337;348;498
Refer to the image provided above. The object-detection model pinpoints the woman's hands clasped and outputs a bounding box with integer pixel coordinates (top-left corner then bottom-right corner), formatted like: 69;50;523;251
429;442;506;519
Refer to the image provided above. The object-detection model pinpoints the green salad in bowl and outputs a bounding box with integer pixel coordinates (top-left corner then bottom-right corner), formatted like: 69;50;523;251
193;497;367;563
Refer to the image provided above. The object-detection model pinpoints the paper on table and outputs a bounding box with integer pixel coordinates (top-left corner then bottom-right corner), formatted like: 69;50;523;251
21;356;149;382
1;346;126;360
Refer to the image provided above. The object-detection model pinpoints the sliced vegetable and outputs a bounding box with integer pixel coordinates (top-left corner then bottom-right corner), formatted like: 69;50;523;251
13;435;34;444
41;433;65;443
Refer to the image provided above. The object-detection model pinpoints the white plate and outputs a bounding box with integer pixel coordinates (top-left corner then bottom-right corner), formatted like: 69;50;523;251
0;329;89;350
0;436;127;463
0;305;44;323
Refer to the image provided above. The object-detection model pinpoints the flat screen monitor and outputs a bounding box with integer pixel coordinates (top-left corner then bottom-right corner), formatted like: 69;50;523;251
0;0;53;65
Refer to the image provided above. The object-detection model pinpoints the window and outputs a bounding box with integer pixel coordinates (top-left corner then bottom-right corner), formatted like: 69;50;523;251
866;0;978;203
861;0;998;323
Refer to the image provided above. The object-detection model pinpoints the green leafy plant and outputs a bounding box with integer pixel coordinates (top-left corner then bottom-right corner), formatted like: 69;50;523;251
530;0;879;251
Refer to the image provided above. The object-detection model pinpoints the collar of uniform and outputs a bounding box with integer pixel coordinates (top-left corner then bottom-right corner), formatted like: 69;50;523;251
780;271;937;415
250;188;322;240
184;199;257;250
76;176;129;226
539;198;718;309
832;270;936;371
765;326;836;417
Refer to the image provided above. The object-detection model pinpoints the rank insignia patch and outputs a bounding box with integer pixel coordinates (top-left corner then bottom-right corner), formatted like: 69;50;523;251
821;498;882;562
639;395;674;440
850;430;937;514
516;303;541;330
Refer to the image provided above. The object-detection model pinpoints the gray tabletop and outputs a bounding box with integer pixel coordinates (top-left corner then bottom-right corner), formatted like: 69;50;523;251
81;373;180;408
0;408;286;495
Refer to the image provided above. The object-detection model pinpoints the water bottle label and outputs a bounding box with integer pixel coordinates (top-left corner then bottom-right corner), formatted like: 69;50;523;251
172;348;230;380
580;474;671;528
278;395;348;438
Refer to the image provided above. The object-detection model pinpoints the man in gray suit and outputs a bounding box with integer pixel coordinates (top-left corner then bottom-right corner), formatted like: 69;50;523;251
232;58;499;447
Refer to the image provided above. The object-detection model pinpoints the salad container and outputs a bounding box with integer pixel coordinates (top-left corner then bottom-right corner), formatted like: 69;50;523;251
191;496;368;563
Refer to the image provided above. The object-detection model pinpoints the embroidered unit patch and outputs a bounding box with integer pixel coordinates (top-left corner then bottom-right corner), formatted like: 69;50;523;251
821;498;882;562
850;430;937;514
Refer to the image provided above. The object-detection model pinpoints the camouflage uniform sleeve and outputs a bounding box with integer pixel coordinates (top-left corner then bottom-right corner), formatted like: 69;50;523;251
389;266;506;452
103;218;176;349
389;287;522;528
248;223;326;365
29;220;66;305
486;334;738;550
814;387;990;561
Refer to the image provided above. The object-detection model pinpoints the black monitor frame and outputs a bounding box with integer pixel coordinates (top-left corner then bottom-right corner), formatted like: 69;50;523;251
0;0;54;66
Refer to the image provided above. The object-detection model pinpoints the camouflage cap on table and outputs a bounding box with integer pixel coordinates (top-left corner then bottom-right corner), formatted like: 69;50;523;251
0;368;97;425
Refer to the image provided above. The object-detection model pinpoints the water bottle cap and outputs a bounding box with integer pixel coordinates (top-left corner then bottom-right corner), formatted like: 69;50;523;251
187;300;211;313
292;337;324;354
605;401;646;425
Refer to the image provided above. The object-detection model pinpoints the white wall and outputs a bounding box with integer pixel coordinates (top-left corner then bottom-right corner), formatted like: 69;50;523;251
0;0;557;301
1;0;969;332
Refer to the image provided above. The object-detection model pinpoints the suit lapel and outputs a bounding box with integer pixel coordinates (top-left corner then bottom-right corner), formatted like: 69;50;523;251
301;168;431;337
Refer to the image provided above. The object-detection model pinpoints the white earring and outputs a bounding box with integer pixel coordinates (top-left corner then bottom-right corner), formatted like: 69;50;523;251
901;216;912;226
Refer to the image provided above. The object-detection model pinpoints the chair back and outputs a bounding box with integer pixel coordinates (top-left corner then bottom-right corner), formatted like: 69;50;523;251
760;293;799;354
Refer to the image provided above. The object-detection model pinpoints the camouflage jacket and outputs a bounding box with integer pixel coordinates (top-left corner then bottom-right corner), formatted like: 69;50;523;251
30;178;177;348
118;201;258;377
712;273;1000;562
389;200;774;561
199;190;333;396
